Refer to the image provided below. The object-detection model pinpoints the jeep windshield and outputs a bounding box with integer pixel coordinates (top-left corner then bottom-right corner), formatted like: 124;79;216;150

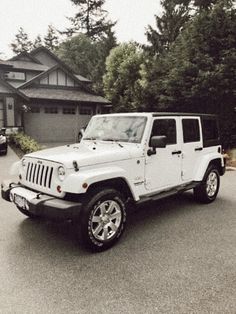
83;116;147;143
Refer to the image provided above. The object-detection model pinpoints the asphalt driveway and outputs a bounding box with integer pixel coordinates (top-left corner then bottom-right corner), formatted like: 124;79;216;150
0;148;235;314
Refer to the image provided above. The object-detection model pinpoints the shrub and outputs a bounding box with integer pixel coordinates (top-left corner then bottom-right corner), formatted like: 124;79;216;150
9;132;41;154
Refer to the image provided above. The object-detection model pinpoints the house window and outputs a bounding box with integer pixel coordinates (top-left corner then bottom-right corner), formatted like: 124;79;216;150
63;107;76;115
5;72;26;81
182;119;200;143
80;106;93;115
31;106;40;113
45;107;58;114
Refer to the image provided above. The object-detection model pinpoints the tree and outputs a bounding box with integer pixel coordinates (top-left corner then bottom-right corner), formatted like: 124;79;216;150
103;43;144;112
57;31;117;94
33;35;43;49
44;25;59;51
146;0;190;55
10;27;33;54
64;0;115;39
142;0;236;146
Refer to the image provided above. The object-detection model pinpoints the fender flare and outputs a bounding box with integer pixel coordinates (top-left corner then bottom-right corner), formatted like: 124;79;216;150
62;166;138;200
194;154;224;181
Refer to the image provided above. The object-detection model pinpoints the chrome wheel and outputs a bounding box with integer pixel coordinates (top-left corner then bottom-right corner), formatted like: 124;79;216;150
91;200;122;241
206;171;218;197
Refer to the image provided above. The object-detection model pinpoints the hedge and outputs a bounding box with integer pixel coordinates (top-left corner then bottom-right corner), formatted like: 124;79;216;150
9;133;41;154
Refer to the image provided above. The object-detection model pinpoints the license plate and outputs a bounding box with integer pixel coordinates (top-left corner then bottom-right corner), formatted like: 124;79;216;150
14;194;27;210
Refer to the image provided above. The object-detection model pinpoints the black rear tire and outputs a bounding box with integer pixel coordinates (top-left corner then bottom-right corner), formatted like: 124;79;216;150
194;165;220;203
79;188;126;252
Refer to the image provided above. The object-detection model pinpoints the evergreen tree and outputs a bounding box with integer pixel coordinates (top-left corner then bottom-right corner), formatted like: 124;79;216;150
10;27;33;54
33;35;43;49
146;0;190;55
141;0;236;146
103;43;144;112
57;31;117;94
44;25;59;51
64;0;115;39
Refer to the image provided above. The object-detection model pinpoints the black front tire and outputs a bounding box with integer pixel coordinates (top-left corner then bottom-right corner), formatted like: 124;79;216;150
79;188;127;252
194;166;220;203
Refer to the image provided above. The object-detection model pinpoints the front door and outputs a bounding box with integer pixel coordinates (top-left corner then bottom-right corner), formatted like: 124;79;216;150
181;117;203;182
145;117;182;192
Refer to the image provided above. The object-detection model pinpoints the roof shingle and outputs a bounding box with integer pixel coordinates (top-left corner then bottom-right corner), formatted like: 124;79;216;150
19;87;110;104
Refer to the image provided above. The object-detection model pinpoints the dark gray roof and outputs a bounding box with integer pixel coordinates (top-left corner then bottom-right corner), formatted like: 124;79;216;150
0;60;48;72
20;87;110;104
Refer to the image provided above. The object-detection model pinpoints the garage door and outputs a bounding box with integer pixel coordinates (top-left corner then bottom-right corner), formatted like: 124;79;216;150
0;100;4;128
24;104;93;143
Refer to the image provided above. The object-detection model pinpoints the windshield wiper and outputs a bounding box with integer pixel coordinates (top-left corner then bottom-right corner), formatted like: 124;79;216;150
83;137;97;141
101;138;124;148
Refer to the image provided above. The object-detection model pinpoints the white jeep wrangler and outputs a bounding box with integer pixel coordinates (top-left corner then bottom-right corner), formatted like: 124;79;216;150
1;113;225;251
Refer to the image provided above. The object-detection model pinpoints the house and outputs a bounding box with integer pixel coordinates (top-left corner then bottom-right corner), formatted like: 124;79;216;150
0;47;111;143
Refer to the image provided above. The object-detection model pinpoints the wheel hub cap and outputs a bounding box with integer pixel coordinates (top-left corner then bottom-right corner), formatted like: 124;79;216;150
91;200;122;241
206;171;218;197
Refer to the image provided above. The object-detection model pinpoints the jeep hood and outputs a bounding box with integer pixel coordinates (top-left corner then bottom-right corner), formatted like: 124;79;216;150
26;142;140;168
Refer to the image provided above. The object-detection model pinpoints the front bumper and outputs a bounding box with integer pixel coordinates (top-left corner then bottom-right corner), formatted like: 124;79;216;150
1;181;83;220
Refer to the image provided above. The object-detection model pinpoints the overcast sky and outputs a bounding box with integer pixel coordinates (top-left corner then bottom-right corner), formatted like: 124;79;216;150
0;0;161;59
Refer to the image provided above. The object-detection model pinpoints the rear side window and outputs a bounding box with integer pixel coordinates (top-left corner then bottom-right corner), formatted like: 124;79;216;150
202;117;220;147
151;119;177;145
182;119;200;143
202;118;219;140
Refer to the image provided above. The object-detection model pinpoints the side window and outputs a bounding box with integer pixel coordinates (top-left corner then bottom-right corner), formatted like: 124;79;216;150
182;119;200;143
202;118;219;141
150;119;177;145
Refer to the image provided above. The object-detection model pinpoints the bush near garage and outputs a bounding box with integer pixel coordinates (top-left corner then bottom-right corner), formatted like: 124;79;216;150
9;133;41;155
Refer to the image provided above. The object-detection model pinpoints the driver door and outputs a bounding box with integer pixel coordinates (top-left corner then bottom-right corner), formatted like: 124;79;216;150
145;117;182;192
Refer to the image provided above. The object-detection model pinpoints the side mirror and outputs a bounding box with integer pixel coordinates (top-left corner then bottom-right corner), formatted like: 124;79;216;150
148;135;167;156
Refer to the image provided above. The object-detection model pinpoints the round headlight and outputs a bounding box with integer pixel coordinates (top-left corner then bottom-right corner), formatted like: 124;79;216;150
58;166;66;181
21;158;27;168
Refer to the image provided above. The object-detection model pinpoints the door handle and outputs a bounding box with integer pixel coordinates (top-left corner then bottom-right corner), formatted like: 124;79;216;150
195;147;203;151
172;150;182;155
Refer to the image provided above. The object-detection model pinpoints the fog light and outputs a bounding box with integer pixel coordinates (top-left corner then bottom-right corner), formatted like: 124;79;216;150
57;185;62;193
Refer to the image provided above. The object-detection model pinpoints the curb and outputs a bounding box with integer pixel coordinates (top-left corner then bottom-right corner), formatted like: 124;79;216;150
226;166;236;171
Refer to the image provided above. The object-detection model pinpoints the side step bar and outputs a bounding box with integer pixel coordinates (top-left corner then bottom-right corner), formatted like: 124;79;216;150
137;182;200;205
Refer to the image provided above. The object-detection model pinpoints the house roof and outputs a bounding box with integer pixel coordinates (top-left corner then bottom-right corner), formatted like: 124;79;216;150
0;60;49;72
9;51;43;64
19;87;110;104
75;74;92;83
0;77;29;100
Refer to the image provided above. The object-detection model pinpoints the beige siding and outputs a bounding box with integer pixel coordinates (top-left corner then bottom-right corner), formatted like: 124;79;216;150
33;51;58;67
6;97;15;126
26;71;39;81
49;71;57;85
39;69;77;87
0;100;4;128
40;77;48;85
0;82;12;93
67;76;74;87
58;69;66;86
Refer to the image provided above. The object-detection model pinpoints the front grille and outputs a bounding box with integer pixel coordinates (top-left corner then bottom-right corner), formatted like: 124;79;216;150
25;161;54;189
